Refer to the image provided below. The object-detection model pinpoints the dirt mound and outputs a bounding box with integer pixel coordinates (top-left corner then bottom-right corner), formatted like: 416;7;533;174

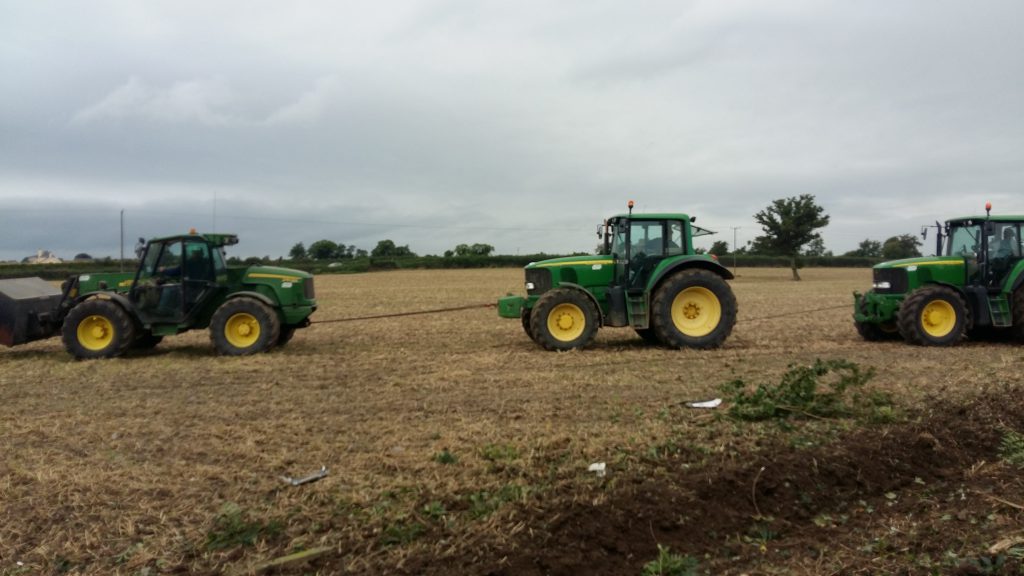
409;390;1024;575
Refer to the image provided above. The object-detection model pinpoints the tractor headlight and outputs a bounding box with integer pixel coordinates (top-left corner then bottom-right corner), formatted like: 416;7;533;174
525;282;536;290
873;281;891;290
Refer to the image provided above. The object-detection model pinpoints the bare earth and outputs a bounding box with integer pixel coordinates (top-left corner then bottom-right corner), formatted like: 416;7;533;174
1;267;1022;575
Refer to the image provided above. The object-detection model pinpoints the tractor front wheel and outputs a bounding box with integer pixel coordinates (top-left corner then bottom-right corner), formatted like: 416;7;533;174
529;288;599;351
210;298;280;356
62;299;136;359
651;269;737;349
521;310;537;342
897;286;969;346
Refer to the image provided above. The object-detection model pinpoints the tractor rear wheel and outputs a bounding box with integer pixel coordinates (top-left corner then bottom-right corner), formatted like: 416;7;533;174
210;298;280;356
897;286;969;346
635;328;661;345
529;288;599;351
651;269;736;349
62;299;135;359
854;291;900;341
1011;288;1024;341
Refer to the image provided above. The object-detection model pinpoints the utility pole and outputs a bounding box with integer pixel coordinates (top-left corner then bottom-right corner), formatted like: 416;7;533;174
731;226;741;273
120;209;125;272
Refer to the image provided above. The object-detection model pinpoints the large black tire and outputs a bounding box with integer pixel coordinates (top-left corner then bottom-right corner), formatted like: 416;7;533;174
651;269;737;349
1011;288;1024;342
854;291;900;341
635;328;661;345
521;310;537;342
209;298;280;356
131;333;164;350
529;288;599;351
62;299;136;359
277;326;297;347
897;286;969;346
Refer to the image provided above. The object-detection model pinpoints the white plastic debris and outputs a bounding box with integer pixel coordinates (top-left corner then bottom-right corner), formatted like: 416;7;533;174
588;462;607;477
686;398;722;409
280;466;328;486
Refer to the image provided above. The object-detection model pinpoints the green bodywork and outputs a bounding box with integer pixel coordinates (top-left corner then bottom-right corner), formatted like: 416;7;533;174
71;232;316;337
854;215;1024;329
499;212;732;328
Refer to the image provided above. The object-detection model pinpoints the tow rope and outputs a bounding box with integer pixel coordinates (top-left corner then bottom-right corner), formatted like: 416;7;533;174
309;302;850;325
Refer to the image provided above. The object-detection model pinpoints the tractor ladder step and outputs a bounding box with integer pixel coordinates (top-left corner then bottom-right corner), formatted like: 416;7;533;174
626;293;649;328
988;296;1012;328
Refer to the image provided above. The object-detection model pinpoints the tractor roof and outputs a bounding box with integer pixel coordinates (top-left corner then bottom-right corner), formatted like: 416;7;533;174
149;232;239;247
607;213;716;236
948;215;1024;224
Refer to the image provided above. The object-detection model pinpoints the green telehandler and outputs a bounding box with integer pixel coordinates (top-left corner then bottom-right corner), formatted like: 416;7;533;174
0;231;317;359
498;202;737;351
854;203;1024;345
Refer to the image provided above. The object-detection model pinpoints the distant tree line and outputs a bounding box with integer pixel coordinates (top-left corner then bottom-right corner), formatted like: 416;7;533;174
287;239;495;261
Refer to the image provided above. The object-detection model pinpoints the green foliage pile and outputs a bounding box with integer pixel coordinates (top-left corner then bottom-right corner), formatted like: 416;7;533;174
999;428;1024;468
721;359;890;421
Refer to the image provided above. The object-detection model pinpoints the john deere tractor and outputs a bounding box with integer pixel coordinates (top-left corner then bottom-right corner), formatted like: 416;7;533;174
498;203;737;350
854;204;1024;345
0;232;316;359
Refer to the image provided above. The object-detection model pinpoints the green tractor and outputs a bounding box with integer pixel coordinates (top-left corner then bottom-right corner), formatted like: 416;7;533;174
854;204;1024;345
0;232;317;359
498;203;737;350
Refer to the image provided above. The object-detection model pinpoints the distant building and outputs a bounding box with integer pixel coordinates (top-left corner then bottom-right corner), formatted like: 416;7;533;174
22;250;63;264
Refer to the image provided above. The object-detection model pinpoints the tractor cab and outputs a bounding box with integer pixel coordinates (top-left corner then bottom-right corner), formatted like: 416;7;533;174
603;206;715;292
130;233;235;325
943;218;1024;289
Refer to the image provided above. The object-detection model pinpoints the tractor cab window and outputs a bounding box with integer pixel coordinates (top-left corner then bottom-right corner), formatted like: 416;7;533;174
988;222;1023;287
946;224;981;258
212;247;228;282
667;221;685;256
631;221;665;257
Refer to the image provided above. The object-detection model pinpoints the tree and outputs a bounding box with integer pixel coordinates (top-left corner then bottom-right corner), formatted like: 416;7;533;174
881;234;922;259
708;240;730;257
752;194;830;280
371;239;417;258
288;242;307;260
843;239;882;258
308;239;339;260
453;243;495;257
802;237;831;257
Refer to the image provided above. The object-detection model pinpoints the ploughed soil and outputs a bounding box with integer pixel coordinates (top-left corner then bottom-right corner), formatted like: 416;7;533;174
314;388;1024;575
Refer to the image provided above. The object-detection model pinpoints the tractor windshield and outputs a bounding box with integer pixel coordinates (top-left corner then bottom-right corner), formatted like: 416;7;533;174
945;224;981;257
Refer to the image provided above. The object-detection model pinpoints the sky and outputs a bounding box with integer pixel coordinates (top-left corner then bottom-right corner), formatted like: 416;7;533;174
2;0;1023;261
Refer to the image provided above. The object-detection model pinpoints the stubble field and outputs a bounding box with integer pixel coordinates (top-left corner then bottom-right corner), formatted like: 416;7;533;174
2;267;1023;575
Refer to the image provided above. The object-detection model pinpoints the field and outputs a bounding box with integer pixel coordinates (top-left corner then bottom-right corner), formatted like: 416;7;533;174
2;268;1023;575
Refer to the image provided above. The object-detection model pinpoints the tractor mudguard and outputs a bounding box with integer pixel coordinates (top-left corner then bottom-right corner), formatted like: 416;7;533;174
648;257;734;292
227;290;277;308
554;282;605;324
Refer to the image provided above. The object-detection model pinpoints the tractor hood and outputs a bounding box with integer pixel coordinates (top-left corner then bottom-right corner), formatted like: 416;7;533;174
525;255;614;270
243;265;312;282
873;255;965;271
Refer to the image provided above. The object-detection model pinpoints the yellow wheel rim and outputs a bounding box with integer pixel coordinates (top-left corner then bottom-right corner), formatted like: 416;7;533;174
671;287;722;337
547;303;586;342
77;315;115;351
920;299;956;337
225;312;261;348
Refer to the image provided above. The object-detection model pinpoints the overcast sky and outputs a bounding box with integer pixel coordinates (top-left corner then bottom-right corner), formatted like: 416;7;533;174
2;0;1022;261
